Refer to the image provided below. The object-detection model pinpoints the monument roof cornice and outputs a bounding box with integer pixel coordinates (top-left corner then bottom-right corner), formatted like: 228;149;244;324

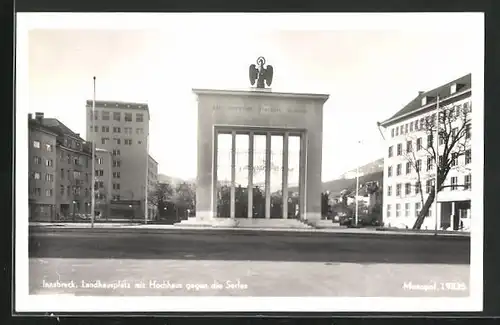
192;88;330;103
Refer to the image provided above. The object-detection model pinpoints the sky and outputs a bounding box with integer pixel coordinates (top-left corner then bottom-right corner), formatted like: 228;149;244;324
27;18;477;182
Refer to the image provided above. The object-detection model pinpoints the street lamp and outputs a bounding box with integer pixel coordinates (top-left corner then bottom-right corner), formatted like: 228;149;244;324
434;96;441;235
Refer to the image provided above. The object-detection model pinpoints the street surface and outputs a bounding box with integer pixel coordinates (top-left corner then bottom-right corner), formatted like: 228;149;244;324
28;228;471;297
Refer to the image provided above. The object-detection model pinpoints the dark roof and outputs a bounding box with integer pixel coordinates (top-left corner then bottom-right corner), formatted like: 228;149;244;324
41;118;83;140
380;73;471;126
28;118;58;136
86;100;149;111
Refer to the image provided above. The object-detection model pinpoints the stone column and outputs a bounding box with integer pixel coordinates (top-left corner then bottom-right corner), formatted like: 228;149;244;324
282;132;289;219
304;119;323;225
230;131;236;219
195;101;214;222
248;132;254;219
212;131;218;218
265;132;271;219
451;201;456;230
299;132;307;219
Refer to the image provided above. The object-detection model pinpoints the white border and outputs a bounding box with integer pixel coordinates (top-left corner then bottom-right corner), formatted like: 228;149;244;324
15;12;484;313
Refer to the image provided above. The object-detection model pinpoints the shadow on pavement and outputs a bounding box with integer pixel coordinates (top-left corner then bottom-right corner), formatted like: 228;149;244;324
28;228;471;265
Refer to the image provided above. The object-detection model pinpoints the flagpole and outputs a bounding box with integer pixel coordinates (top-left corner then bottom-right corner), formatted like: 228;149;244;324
434;95;440;235
145;131;149;224
91;76;96;229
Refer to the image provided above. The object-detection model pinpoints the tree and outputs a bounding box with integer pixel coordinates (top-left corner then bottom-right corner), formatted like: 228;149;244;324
148;182;175;219
402;100;472;229
174;182;196;219
321;192;330;217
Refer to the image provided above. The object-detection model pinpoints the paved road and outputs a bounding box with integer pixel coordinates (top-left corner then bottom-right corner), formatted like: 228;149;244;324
28;229;471;297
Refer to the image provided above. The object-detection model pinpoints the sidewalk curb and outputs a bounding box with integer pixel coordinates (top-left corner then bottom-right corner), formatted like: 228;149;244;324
29;224;470;239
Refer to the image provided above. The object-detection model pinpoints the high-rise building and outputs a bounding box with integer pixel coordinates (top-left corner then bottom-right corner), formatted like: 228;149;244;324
379;74;472;230
148;154;159;218
86;100;150;218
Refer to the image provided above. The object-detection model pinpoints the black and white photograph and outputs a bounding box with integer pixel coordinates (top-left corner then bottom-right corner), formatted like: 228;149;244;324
15;13;484;313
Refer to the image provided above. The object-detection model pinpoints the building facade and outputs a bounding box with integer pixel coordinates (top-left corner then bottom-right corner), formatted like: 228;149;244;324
29;113;93;221
379;74;472;230
86;100;150;219
28;113;58;221
147;154;159;218
95;148;113;218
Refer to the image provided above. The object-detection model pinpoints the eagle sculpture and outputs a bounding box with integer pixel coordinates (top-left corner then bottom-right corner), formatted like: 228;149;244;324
249;56;273;88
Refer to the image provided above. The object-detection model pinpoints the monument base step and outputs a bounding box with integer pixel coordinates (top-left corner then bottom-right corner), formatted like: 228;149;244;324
174;218;313;229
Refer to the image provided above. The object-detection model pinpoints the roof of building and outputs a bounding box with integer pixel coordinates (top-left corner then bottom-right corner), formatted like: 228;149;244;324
28;117;59;136
380;73;471;127
86;100;149;111
41;118;84;140
148;154;158;164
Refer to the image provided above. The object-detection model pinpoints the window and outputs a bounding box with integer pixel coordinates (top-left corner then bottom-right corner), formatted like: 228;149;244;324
420;118;425;129
451;127;458;141
415;181;421;194
97;157;104;164
410;122;414;132
102;111;110;120
426;207;432;217
439;133;445;145
112;149;121;156
125;113;132;122
95;169;104;177
464;175;471;190
388;146;393;158
406;162;411;174
34;156;42;164
60;185;65;196
416;138;422;151
450;177;458;190
33;172;41;179
387;204;391;218
60;169;64;178
101;126;110;133
426;157;433;171
124;139;132;145
465;124;471;139
113;159;121;167
405;183;411;195
405;124;409;134
45;159;53;167
395;203;401;217
391;129;395;137
395;127;399;136
138;140;142;144
415;159;421;172
396;184;401;196
406;141;412;153
136;113;144;122
45;173;54;182
451;152;458;166
45;143;53;152
415;202;421;217
387;166;392;177
387;186;392;196
397;144;402;156
438;155;443;166
426;179;434;193
113;183;121;190
113;112;121;121
113;127;121;133
427;134;433;148
136;128;144;134
400;125;404;134
93;111;99;120
93;126;98;132
405;203;410;217
101;137;109;145
396;164;402;176
113;172;121;178
85;188;89;197
114;138;121;145
465;149;471;164
44;189;53;197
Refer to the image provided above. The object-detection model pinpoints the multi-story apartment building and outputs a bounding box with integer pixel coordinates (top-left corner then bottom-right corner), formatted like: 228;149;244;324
95;148;113;218
29;113;93;221
379;73;472;230
28;113;58;221
86;100;150;219
147;154;159;218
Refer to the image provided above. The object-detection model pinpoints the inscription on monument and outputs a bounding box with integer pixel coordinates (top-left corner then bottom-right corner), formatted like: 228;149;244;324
212;104;306;114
